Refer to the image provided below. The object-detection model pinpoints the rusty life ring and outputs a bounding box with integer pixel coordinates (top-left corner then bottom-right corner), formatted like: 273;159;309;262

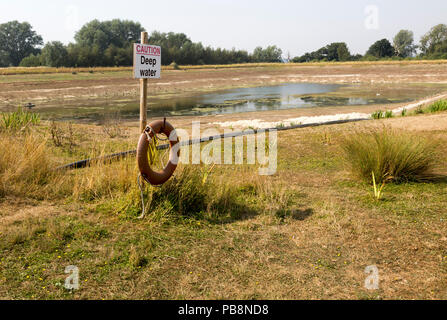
137;119;180;186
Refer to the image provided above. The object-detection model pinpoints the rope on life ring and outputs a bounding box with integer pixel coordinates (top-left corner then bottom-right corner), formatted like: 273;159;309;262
136;119;180;219
137;119;180;186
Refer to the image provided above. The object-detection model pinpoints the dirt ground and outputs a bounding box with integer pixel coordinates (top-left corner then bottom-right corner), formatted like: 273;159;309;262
2;62;447;107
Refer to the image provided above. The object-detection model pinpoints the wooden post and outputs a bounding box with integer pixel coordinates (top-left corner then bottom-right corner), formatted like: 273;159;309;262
139;31;149;133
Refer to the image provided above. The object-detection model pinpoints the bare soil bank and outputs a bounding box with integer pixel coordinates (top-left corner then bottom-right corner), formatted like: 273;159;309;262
2;63;447;107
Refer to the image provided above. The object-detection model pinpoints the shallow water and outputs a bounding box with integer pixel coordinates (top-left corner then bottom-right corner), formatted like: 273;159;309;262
33;83;411;122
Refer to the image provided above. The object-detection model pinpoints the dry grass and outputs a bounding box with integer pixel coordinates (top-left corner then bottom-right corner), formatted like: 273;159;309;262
0;113;447;300
0;130;136;201
0;133;54;198
0;129;289;221
2;59;447;75
0;66;132;76
71;158;136;202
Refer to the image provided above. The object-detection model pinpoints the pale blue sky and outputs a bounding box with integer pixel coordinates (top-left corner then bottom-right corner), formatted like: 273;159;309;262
1;0;446;56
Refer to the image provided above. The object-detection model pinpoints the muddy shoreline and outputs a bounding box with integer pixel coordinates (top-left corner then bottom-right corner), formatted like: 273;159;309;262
2;63;447;127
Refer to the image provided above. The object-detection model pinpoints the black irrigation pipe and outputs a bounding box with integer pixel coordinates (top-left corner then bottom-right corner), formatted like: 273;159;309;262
56;118;368;171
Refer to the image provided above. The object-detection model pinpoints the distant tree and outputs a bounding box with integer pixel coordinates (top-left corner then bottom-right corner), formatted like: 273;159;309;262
104;45;132;66
75;19;143;50
337;45;351;61
66;43;81;67
327;42;351;61
148;31;252;65
149;31;191;64
292;42;351;62
366;39;395;58
0;21;43;66
252;46;283;62
41;41;68;67
393;30;416;57
292;52;314;63
350;54;363;61
71;19;143;66
114;46;133;66
420;24;447;57
362;54;379;61
19;54;42;67
149;31;203;65
0;50;10;67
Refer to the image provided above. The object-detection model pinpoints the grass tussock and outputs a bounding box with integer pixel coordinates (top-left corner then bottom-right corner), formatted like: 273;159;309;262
342;128;440;184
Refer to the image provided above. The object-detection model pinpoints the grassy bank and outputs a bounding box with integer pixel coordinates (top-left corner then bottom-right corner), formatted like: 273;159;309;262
1;109;447;299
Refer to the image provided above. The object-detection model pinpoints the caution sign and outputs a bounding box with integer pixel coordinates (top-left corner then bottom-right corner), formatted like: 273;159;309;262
133;44;161;79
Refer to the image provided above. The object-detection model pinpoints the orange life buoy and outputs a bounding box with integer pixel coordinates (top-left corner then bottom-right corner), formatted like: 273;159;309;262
137;119;180;186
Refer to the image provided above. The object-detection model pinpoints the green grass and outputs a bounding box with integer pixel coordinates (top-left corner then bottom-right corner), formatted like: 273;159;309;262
1;108;40;131
371;110;393;119
426;100;447;113
371;110;384;119
409;99;447;116
371;100;447;120
342;128;440;184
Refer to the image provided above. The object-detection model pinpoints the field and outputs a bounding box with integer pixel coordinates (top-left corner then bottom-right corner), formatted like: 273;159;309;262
1;62;447;300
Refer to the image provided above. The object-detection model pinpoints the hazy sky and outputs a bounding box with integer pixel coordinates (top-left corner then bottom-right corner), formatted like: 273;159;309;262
1;0;446;56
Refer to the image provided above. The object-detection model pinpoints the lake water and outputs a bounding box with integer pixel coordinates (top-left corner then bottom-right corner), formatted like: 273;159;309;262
34;83;411;122
152;83;342;116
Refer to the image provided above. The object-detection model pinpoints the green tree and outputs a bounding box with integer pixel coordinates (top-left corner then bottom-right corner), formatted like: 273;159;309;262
366;39;395;58
293;42;351;62
420;24;447;57
0;50;10;67
336;45;351;61
75;19;143;51
252;46;283;62
72;19;143;66
149;31;193;65
326;42;351;61
393;30;416;57
41;41;68;67
0;21;43;66
19;54;42;67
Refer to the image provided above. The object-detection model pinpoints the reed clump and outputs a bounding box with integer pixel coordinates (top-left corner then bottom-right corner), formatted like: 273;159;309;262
342;128;440;184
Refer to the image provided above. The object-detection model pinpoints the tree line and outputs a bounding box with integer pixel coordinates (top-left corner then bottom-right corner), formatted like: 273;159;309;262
0;20;282;68
1;19;447;68
293;27;447;62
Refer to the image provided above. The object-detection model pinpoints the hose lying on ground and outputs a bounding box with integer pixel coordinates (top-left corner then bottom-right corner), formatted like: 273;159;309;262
55;118;368;171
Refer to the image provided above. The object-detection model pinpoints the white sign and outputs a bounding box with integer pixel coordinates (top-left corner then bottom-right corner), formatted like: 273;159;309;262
133;44;161;79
